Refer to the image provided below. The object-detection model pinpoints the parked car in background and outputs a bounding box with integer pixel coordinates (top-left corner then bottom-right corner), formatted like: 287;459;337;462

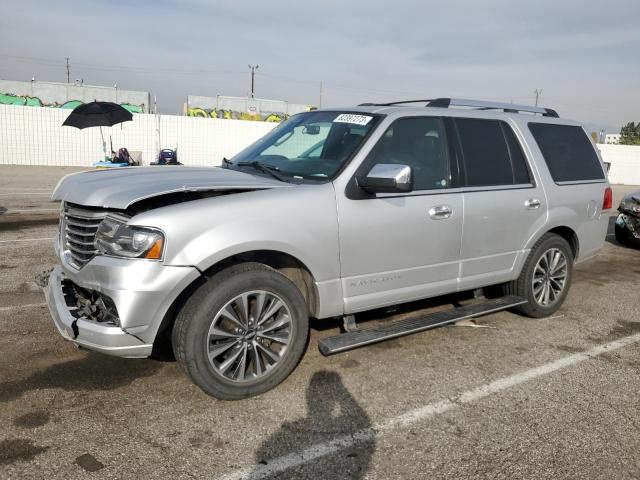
151;148;181;165
44;98;611;399
615;190;640;246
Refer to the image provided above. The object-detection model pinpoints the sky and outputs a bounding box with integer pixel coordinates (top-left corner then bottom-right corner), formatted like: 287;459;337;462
1;0;638;132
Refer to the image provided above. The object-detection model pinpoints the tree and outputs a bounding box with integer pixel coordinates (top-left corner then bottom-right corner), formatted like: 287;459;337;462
619;122;640;145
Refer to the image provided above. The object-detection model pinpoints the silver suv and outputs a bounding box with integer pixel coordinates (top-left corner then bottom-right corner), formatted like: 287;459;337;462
44;98;612;399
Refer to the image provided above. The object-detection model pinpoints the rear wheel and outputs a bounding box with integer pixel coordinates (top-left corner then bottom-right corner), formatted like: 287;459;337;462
172;263;309;400
504;233;573;318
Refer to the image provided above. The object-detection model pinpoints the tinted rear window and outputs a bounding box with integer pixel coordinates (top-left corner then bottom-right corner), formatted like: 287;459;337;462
455;118;531;187
528;123;604;183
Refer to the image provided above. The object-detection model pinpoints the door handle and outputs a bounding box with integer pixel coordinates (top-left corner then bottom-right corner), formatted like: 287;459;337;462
429;205;452;219
525;198;541;209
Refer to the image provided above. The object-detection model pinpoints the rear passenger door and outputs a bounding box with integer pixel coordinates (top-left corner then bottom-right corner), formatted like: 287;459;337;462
453;118;548;289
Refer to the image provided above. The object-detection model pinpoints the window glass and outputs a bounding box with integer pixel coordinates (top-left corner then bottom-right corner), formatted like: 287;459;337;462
501;123;531;184
365;117;450;190
528;123;605;182
456;118;516;186
231;111;379;181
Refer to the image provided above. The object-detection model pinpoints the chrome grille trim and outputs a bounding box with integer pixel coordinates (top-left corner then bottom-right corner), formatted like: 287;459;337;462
62;204;109;269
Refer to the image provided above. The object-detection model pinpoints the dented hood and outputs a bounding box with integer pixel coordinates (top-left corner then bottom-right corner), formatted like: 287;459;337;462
52;166;288;209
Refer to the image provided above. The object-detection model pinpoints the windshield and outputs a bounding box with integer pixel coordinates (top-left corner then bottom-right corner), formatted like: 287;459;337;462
228;111;380;181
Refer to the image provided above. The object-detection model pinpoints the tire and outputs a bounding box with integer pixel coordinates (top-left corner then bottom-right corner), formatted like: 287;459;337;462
504;233;573;318
615;223;633;246
172;262;309;400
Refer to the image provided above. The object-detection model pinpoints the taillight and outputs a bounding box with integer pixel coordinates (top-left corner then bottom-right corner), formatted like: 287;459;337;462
603;187;613;210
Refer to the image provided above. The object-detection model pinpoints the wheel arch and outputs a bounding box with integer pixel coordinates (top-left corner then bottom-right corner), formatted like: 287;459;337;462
546;225;579;259
152;249;320;355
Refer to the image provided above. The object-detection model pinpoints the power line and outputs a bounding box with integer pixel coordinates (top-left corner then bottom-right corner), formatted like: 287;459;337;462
0;52;540;102
0;53;247;76
0;52;619;122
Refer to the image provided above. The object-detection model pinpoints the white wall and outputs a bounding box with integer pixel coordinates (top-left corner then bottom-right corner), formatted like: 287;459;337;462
0;104;276;167
1;104;639;186
598;144;640;185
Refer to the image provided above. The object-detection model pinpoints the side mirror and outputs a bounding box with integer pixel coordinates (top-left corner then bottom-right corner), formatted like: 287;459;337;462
357;163;413;194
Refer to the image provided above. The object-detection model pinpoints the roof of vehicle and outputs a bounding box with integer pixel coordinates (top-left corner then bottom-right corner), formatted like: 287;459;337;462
313;98;583;127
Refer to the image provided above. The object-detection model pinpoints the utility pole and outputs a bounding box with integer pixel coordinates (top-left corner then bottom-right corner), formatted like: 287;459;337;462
248;64;259;98
65;57;70;83
534;88;542;107
319;81;323;108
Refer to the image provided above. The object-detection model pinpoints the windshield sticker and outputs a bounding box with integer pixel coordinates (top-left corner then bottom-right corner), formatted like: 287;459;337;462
333;114;373;126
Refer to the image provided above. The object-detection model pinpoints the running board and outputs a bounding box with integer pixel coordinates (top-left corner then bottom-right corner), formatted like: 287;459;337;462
318;295;527;356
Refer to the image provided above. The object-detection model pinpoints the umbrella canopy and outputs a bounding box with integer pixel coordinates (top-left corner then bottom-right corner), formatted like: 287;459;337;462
62;101;133;129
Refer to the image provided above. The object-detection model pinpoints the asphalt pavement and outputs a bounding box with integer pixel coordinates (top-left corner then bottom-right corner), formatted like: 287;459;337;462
1;166;639;479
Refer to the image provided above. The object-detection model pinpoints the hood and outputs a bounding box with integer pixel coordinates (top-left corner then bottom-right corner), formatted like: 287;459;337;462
621;190;640;205
52;166;288;209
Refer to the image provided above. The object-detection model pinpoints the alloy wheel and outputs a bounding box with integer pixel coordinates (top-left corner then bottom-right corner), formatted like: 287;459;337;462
532;247;568;307
206;290;293;382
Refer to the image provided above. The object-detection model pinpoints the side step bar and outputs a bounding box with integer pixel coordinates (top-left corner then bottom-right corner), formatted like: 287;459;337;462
318;295;527;356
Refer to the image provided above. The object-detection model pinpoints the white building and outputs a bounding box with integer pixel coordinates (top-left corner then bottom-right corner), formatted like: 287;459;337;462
605;133;621;144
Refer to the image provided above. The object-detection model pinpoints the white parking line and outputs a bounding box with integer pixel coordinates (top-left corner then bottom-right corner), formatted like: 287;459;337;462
218;332;640;480
0;192;51;196
2;208;59;213
0;187;52;191
0;237;54;244
0;303;46;312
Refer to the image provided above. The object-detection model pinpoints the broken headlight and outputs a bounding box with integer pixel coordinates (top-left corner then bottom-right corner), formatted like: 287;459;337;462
95;216;165;260
620;198;640;214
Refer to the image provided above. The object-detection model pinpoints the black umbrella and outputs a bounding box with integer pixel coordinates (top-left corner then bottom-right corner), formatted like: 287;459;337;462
62;101;133;129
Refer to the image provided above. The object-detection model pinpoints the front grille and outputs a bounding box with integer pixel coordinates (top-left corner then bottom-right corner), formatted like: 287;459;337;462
62;204;108;269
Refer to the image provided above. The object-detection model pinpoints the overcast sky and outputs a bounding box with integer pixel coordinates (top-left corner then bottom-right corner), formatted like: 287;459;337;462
1;0;638;131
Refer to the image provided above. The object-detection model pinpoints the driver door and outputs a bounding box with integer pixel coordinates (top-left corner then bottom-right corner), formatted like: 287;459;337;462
336;116;463;313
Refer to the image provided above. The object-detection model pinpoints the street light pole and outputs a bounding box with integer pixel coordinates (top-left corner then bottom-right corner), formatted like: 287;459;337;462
534;88;542;107
248;64;259;98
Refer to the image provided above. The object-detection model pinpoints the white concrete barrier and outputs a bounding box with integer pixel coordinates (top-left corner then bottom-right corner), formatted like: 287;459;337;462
0;104;276;167
1;104;638;186
598;144;640;185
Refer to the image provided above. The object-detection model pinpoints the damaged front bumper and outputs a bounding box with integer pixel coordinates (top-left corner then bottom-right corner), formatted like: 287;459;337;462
44;266;152;357
43;258;200;358
617;213;640;240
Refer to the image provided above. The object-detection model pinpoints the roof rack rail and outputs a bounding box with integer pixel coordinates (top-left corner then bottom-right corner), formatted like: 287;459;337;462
358;99;434;107
358;98;559;117
427;98;559;118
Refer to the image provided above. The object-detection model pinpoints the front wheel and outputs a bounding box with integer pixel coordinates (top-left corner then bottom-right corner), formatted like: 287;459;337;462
172;263;309;400
504;233;573;318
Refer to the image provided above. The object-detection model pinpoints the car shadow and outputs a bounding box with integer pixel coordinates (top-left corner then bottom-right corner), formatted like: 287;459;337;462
251;370;375;479
605;214;619;245
0;353;162;404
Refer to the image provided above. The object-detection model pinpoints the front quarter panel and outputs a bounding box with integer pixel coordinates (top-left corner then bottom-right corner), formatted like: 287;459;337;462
130;183;341;285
